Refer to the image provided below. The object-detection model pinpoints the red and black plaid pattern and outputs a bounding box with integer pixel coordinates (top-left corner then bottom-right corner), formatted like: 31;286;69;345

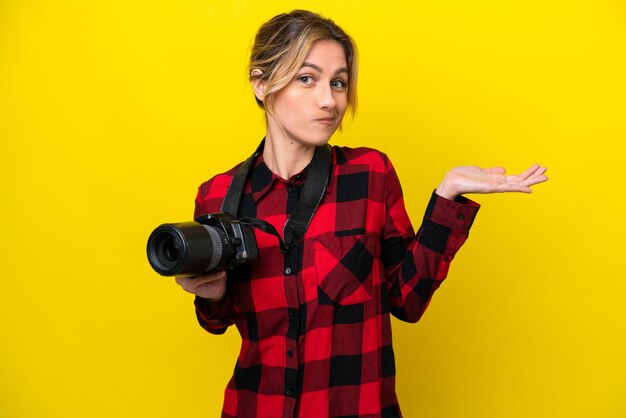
193;145;480;417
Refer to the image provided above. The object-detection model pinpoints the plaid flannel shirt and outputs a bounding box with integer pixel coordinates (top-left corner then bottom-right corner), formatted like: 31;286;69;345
192;145;480;418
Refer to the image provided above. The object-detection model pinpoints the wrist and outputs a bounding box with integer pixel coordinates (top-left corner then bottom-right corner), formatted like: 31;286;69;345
436;181;459;201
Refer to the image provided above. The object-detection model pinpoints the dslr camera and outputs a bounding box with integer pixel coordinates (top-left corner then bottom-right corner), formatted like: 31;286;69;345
146;213;258;277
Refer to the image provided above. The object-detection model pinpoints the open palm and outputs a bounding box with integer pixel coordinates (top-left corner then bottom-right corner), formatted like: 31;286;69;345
436;164;548;200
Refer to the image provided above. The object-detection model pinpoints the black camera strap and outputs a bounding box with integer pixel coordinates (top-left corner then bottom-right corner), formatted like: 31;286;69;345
221;139;332;253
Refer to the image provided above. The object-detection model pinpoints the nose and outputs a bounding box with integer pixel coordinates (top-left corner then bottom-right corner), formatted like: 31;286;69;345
316;83;336;111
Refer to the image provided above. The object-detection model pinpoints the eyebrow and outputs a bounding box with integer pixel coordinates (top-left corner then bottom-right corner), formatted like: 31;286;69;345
301;62;349;76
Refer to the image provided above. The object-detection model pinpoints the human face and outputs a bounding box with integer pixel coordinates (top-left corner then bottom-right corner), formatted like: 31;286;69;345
266;39;349;148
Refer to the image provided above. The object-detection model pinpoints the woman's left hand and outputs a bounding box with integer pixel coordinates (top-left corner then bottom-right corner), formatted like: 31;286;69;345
435;164;548;200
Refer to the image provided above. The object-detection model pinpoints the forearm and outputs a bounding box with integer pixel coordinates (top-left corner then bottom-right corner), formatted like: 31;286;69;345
385;192;480;322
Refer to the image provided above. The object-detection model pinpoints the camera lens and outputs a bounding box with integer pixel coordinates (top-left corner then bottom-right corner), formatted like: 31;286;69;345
147;221;228;277
149;229;185;273
161;237;180;262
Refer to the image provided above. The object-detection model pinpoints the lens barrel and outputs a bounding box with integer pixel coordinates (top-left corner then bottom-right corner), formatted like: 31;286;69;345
146;222;227;277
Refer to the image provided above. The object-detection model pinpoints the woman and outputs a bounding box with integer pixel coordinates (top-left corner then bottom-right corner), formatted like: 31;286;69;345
175;10;547;418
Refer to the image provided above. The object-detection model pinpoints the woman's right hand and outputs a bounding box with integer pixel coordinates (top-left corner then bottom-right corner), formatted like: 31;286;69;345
175;270;227;303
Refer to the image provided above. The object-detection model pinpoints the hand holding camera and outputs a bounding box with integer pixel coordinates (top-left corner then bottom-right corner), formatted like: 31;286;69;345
175;271;227;303
147;212;258;308
146;213;258;277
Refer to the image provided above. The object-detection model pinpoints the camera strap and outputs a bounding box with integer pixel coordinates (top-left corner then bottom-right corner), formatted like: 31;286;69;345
221;139;332;253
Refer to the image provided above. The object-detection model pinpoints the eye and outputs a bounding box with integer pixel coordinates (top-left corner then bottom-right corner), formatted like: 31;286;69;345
298;75;314;85
331;79;347;90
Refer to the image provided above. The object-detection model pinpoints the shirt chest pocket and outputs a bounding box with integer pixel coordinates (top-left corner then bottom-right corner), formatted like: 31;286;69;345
314;235;377;305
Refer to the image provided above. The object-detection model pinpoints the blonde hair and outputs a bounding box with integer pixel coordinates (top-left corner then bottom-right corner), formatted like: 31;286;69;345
249;10;358;120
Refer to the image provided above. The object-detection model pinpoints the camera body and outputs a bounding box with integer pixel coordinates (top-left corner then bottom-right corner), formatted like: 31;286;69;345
146;213;258;277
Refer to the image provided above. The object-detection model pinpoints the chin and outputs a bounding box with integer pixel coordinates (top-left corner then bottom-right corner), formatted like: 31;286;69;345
307;130;340;146
303;137;333;148
281;125;339;148
312;135;333;145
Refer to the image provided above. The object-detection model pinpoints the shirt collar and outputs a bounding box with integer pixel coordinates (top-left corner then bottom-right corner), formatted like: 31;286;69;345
248;146;335;203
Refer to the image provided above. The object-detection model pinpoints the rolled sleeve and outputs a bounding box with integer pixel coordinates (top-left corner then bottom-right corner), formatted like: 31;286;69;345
194;295;234;335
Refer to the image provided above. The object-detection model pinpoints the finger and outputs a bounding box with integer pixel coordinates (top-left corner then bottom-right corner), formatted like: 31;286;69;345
175;276;196;293
521;174;549;187
527;166;547;180
496;182;524;193
515;164;541;181
502;184;533;193
522;166;548;183
194;270;227;284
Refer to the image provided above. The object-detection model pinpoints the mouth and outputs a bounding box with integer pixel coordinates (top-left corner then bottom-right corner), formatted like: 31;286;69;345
315;117;336;126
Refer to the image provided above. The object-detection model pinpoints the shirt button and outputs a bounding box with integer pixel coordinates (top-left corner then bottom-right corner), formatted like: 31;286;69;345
288;309;296;317
286;390;293;396
288;185;295;192
456;213;465;221
285;267;292;275
444;256;451;262
287;350;293;358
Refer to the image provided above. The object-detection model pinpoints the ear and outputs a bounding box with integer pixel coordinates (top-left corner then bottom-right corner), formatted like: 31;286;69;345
250;69;266;102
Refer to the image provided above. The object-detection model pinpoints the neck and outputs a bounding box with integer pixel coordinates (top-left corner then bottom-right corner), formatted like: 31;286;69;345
263;131;316;180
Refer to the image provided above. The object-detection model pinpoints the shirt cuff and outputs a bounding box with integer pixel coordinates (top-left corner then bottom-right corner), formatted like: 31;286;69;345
194;295;233;326
425;190;480;232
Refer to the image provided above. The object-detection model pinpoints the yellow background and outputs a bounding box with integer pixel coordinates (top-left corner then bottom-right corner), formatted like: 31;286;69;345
1;0;625;417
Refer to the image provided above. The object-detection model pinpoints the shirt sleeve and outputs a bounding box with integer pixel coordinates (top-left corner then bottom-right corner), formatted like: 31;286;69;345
381;156;480;323
192;180;236;335
194;295;234;335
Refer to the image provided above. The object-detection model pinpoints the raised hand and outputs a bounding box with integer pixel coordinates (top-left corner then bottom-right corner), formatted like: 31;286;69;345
435;164;548;200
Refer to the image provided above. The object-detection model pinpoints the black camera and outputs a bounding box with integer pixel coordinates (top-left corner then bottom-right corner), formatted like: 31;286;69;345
146;213;258;277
